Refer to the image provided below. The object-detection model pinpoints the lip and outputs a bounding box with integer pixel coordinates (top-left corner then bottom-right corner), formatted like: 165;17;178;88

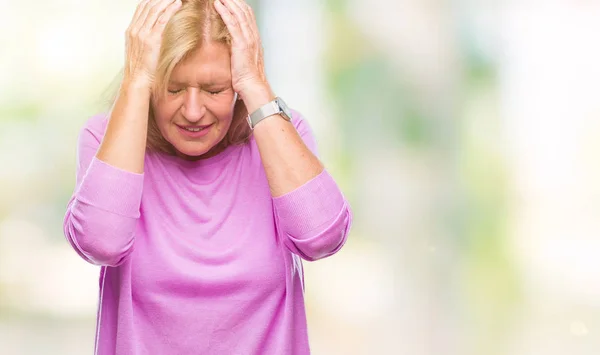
176;123;213;138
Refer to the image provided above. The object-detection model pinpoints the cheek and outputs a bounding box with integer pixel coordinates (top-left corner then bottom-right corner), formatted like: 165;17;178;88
151;98;179;128
155;102;180;123
208;96;236;122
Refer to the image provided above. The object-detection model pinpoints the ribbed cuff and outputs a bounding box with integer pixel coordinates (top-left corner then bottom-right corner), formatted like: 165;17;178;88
272;170;345;239
76;157;144;218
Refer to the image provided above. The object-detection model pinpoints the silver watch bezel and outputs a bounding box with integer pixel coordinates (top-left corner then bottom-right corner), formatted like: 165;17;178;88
247;97;292;129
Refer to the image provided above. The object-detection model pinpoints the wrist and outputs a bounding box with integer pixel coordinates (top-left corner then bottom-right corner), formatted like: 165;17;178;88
122;75;153;94
239;83;275;114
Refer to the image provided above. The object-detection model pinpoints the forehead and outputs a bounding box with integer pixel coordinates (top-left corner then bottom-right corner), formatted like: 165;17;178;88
170;42;231;83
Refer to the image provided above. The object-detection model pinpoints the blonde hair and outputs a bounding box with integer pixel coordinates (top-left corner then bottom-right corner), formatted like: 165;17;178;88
108;0;251;155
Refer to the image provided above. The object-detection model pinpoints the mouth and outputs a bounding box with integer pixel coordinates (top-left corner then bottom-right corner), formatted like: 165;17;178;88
183;127;204;132
176;123;213;137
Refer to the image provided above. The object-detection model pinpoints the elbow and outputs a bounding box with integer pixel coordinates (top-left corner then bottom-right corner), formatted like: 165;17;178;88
74;229;134;267
285;205;352;261
63;209;136;267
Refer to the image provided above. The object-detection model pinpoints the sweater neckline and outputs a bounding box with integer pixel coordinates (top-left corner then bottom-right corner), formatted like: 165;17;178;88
152;143;242;169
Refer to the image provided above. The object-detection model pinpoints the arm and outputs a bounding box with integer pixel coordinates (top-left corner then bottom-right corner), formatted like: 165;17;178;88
96;80;150;174
214;0;352;261
213;0;323;196
97;0;182;172
63;114;144;266
63;79;150;267
63;0;182;266
253;107;352;262
244;89;323;197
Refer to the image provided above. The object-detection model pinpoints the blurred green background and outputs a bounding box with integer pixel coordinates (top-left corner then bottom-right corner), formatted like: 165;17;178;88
2;0;600;354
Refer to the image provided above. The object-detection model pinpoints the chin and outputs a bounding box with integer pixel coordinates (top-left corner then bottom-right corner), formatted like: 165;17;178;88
173;143;212;158
162;125;230;160
171;137;230;160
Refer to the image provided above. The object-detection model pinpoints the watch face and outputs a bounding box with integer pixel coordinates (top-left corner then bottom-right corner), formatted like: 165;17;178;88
276;97;292;121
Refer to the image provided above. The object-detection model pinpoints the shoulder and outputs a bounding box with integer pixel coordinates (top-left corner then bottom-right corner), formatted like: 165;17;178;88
290;108;312;134
245;107;319;156
290;108;318;154
78;112;109;146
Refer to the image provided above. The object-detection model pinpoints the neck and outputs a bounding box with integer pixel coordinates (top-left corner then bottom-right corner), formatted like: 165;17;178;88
174;139;229;161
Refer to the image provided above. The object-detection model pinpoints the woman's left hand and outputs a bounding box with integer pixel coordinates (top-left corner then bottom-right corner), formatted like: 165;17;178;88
214;0;270;100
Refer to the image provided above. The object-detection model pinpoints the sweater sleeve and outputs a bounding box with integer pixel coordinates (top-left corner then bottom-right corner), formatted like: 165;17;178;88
272;110;353;261
63;114;144;267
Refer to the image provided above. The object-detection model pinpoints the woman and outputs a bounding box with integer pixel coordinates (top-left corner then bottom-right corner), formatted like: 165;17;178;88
63;0;352;354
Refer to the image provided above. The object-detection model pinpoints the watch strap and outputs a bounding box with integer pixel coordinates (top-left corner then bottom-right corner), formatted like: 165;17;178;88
247;97;291;129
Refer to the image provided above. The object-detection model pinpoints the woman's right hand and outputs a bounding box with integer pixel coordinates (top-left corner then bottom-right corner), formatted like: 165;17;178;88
124;0;182;88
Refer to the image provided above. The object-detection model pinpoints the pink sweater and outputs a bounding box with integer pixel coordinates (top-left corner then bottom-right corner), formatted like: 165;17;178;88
63;111;352;355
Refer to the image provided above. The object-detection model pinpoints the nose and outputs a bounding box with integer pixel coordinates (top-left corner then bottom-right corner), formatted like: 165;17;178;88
181;88;206;123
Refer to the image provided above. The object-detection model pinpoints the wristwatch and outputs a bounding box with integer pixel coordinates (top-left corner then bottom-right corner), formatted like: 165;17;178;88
247;97;292;129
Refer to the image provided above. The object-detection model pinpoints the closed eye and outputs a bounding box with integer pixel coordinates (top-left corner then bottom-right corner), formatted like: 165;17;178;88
207;89;225;95
168;88;184;95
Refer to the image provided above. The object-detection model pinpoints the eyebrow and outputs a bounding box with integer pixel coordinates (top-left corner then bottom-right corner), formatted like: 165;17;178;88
168;79;230;87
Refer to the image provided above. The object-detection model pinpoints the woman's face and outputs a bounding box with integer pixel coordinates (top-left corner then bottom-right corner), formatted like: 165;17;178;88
152;42;236;159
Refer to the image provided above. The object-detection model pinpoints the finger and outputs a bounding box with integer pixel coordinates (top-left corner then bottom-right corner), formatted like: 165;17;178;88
141;0;175;31
228;0;253;24
130;0;163;32
131;0;151;25
236;0;261;44
214;0;244;42
128;0;152;32
227;0;260;42
221;0;255;42
154;0;182;31
245;3;260;39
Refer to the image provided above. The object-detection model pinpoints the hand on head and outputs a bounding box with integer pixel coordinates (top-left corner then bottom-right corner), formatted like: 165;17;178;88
213;0;268;98
124;0;183;87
